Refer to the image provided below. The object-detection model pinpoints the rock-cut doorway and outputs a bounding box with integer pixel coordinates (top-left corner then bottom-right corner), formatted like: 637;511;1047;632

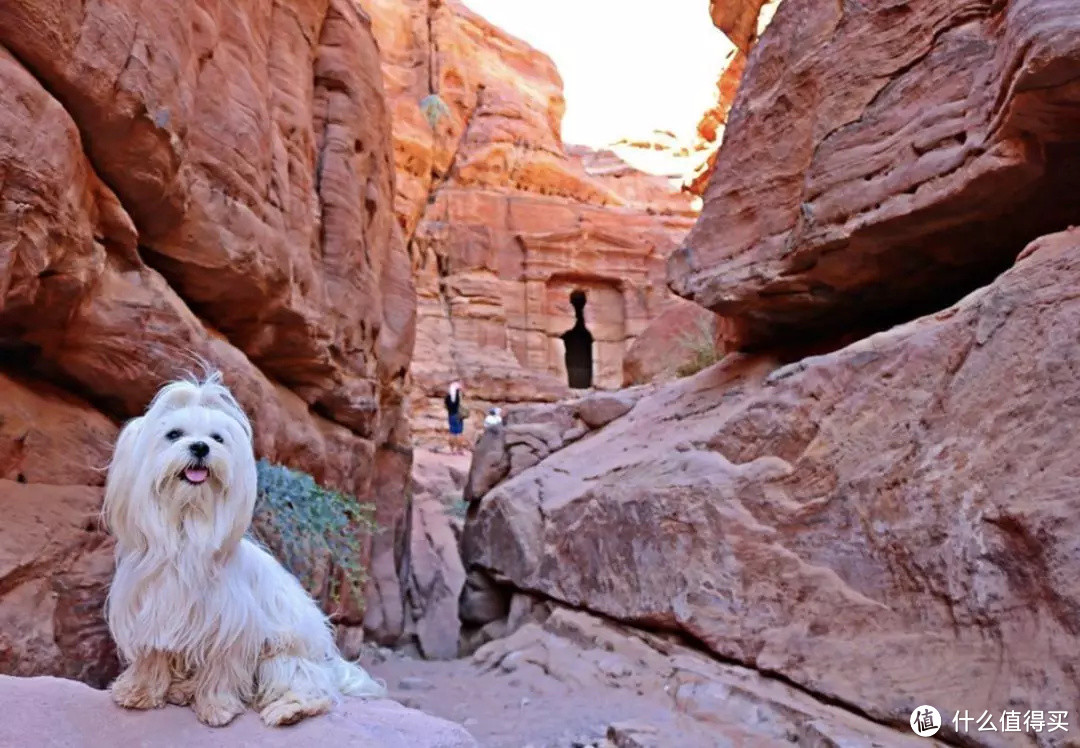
561;289;593;389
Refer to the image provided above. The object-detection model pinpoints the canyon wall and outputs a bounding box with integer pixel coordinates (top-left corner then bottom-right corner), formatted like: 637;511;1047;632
360;0;699;441
670;0;1080;351
0;0;416;681
463;1;1080;744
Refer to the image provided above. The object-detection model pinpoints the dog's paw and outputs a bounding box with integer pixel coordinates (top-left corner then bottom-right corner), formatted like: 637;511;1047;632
166;678;196;706
259;693;332;727
194;696;245;727
110;669;167;710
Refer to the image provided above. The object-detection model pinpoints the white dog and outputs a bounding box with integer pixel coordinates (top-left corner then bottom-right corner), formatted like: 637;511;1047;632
103;374;385;727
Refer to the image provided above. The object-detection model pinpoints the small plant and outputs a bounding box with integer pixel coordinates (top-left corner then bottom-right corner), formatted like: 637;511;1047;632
445;492;469;519
250;459;376;605
675;316;724;377
419;93;451;129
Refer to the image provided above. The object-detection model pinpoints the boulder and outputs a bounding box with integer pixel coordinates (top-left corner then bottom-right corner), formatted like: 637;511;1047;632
466;228;1080;742
463;426;510;502
470;606;929;747
574;391;635;430
623;301;722;384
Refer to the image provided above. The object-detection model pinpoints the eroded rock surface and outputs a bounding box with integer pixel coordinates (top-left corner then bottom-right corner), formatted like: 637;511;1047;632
399;449;470;660
671;0;1080;350
467;229;1080;746
463;389;647;504
0;0;416;675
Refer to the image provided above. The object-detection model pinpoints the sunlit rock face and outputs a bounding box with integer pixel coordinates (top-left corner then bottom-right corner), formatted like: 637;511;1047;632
462;0;1080;741
360;0;700;440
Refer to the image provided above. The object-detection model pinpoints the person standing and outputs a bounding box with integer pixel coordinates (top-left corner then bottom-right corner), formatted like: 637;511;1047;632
444;381;466;454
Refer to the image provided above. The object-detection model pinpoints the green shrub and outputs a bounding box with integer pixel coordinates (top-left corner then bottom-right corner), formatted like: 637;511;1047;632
419;93;451;129
250;459;376;604
445;492;469;519
675;316;724;377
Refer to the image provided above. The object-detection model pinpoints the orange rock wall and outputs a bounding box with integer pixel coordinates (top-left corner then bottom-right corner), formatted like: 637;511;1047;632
360;0;698;440
0;0;417;678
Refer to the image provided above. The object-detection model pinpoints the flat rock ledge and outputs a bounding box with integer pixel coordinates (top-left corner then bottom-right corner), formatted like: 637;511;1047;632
0;675;477;748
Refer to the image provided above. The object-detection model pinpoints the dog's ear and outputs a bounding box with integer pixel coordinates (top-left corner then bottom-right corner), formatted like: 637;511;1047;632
103;415;146;547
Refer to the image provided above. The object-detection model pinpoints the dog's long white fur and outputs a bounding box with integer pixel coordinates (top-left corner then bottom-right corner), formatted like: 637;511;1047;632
103;374;385;727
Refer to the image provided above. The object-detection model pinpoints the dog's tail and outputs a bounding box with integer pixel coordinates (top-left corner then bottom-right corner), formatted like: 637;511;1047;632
331;656;387;698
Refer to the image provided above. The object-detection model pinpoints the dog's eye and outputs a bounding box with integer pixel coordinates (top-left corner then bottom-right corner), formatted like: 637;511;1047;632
165;429;183;441
210;433;224;443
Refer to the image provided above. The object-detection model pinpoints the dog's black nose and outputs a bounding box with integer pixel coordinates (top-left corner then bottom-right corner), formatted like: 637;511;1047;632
189;441;210;459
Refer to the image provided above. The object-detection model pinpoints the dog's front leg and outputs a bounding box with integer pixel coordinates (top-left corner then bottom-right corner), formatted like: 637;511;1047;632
165;653;197;706
192;657;248;727
110;650;171;710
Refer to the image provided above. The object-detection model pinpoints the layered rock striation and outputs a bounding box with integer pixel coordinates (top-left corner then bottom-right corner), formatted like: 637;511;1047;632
361;0;699;440
671;0;1080;350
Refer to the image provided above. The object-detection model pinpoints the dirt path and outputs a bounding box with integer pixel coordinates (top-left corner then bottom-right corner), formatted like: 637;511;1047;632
361;647;697;748
390;450;931;747
359;605;933;748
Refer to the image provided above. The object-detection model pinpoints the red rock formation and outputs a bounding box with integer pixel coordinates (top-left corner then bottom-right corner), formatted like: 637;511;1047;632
670;0;1080;350
466;228;1080;739
0;376;118;686
622;300;723;386
0;0;416;680
360;0;698;440
685;49;747;197
710;0;781;51
462;0;1080;737
684;0;781;198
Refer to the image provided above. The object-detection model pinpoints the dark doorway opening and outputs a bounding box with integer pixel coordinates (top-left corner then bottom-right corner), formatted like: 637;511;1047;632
561;289;593;388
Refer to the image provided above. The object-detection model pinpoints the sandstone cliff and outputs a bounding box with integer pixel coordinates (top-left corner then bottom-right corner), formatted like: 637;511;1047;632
685;0;781;196
0;0;416;683
360;0;699;441
623;0;781;381
462;1;1080;744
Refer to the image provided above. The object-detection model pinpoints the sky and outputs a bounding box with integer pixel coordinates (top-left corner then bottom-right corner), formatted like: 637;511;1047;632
461;0;734;150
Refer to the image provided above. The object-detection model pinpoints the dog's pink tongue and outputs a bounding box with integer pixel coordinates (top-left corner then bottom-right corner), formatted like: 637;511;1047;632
184;467;209;484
